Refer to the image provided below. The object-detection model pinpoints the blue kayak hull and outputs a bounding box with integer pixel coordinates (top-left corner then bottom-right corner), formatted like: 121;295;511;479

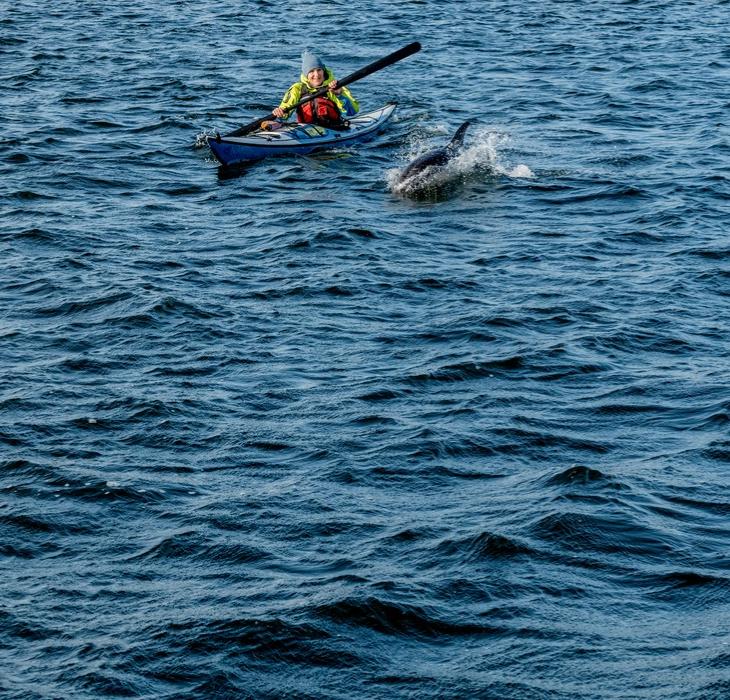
208;103;396;166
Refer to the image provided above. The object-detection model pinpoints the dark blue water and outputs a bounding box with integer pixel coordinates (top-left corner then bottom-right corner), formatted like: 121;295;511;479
2;1;729;698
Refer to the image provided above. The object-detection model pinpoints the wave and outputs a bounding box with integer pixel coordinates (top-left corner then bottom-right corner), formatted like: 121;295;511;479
314;596;501;638
128;531;270;565
435;531;534;560
529;511;674;559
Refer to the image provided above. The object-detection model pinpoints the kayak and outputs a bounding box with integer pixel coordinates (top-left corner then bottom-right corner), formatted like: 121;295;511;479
207;102;397;167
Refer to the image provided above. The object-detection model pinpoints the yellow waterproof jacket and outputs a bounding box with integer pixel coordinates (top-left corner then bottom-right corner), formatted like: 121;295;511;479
278;67;359;118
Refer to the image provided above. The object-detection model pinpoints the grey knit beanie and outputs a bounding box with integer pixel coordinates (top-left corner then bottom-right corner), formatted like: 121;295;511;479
301;49;325;75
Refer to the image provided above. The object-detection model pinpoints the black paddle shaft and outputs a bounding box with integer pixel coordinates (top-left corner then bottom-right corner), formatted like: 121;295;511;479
223;42;421;138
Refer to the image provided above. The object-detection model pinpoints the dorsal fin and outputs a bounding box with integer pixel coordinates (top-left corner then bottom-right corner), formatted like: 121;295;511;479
448;121;471;150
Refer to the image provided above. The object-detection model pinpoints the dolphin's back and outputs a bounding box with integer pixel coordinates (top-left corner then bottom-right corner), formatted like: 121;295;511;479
400;148;450;179
397;120;472;183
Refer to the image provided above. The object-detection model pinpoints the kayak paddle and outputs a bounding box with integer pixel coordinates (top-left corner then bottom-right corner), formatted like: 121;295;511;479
220;42;422;139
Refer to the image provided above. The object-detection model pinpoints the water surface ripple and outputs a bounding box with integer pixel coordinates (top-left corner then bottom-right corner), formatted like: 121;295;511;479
2;1;729;698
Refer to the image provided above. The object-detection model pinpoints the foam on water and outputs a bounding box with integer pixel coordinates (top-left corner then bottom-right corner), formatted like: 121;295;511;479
455;127;534;179
388;126;533;199
193;129;215;149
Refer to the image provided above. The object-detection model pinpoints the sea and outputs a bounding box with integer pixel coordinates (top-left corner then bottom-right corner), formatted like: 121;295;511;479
2;1;729;698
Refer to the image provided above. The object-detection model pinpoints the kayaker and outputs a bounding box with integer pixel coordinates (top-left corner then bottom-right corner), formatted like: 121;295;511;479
272;50;359;128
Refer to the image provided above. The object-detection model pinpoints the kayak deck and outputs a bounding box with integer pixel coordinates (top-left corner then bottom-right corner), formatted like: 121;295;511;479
208;102;397;166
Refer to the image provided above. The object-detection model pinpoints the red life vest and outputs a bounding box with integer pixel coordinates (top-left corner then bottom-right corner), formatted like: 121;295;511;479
296;96;343;129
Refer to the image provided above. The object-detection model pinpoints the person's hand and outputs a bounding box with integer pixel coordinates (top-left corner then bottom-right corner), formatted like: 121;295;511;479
328;80;342;94
272;107;285;118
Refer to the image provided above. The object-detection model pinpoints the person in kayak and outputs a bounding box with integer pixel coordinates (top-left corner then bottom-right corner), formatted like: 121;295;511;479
272;50;359;128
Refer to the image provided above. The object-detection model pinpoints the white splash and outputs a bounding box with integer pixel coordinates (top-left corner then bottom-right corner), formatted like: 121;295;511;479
194;129;215;148
388;125;533;198
507;163;535;178
456;128;533;179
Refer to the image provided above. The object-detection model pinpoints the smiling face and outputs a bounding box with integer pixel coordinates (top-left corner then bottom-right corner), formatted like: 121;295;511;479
307;67;325;87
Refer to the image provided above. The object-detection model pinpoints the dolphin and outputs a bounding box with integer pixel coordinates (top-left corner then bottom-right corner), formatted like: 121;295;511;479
395;121;471;188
